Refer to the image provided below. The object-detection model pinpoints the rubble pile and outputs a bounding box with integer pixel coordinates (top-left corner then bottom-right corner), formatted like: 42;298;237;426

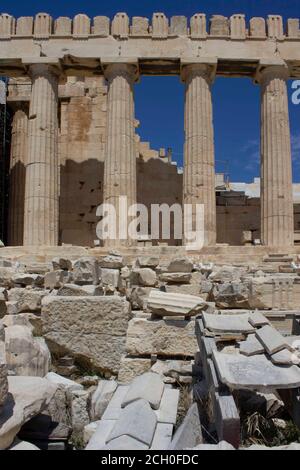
0;253;299;450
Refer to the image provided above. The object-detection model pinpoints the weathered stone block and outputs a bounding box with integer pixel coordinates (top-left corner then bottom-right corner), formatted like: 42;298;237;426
42;296;130;374
190;13;207;38
90;380;118;420
16;17;33;36
147;290;207;317
5;325;51;377
167;257;193;273
135;268;157;287
54;17;72;36
73;257;99;285
250;17;266;37
111;12;129;38
0;376;57;450
51;257;72;271
122;372;165;410
45;372;83;393
8;288;46;313
0;14;15;38
68;389;90;433
12;273;44;287
168;403;202;450
210;282;250;309
57;283;103;296
230;14;246;39
44;270;72;289
152;13;168;38
248;277;298;310
73;14;91;38
287;19;300;38
101;268;120;287
118;357;152;383
99;255;124;269
136;256;159;268
107;399;157;446
131;17;149;36
170;16;187;36
126;318;197;357
34;13;52;38
210;15;229;36
267;15;284;38
93;16;110;36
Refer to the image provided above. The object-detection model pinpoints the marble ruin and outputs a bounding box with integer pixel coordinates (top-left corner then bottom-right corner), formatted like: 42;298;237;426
0;11;300;452
0;12;299;249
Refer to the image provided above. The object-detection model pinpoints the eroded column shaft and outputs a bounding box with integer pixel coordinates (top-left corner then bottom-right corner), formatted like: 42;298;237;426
183;64;216;246
8;107;28;245
103;63;137;247
260;66;294;246
23;64;59;246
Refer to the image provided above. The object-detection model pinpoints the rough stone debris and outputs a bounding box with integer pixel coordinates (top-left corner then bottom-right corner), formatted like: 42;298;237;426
41;295;130;374
91;380;118;420
121;372;165;410
107;399;157;446
1;8;300;446
5;325;51;377
147;289;208;317
168;403;202;450
0;376;57;450
126;317;198;357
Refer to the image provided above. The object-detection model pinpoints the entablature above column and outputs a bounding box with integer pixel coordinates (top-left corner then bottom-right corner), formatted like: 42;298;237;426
0;12;300;79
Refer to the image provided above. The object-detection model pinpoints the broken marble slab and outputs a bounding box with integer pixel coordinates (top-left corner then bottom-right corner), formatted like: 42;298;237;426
0;376;57;450
102;385;129;420
121;372;164;410
213;350;300;391
85;419;116;450
154;388;180;424
102;435;149;450
248;311;270;328
151;423;173;450
202;312;255;334
270;349;300;366
107;399;157;446
45;372;83;393
239;334;265;357
285;336;300;350
147;289;207;317
168;403;202;450
90;380;118;420
255;325;293;355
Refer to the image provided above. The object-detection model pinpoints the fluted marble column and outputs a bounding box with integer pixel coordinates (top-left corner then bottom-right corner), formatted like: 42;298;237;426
182;63;216;246
259;64;294;246
8;105;28;245
23;64;59;246
103;63;137;247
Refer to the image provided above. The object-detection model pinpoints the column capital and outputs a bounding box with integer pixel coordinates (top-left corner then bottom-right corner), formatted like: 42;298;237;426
22;58;62;80
180;57;217;84
102;58;139;83
254;60;290;84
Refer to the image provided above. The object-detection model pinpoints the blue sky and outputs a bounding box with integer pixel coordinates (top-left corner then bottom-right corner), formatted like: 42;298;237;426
6;0;300;182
